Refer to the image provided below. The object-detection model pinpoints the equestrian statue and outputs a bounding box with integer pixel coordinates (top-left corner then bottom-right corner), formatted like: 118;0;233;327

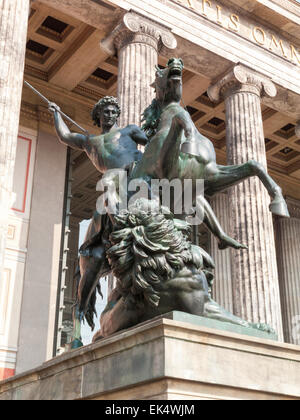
47;58;289;345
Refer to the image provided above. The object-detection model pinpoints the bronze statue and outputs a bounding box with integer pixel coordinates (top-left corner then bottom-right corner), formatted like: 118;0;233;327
96;59;290;338
132;58;289;219
97;198;274;339
47;57;289;344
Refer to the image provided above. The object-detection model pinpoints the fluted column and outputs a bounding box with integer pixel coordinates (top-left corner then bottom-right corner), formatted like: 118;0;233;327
275;199;300;345
208;64;283;339
101;11;177;127
296;122;300;138
0;1;30;280
210;193;233;313
0;0;30;381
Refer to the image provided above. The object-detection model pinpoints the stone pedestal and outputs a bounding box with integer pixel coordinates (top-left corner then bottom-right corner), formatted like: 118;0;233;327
210;193;233;313
275;199;300;345
1;313;299;400
208;65;283;340
0;0;30;282
101;11;177;127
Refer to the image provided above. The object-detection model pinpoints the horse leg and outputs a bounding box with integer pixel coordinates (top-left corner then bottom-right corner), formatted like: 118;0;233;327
195;194;247;250
160;111;193;179
205;161;290;217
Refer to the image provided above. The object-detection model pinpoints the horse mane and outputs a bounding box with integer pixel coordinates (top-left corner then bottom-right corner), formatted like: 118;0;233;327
106;199;214;310
141;99;162;139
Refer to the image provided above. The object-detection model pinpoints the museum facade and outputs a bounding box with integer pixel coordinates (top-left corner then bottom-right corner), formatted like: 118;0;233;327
0;0;300;386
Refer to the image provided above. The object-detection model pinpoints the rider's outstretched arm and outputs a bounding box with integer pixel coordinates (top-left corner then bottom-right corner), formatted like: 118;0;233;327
49;103;87;150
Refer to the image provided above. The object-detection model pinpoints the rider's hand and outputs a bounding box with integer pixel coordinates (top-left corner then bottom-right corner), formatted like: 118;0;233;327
48;102;61;114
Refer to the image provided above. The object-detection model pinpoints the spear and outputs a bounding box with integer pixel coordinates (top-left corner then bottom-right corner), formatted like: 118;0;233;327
24;80;89;135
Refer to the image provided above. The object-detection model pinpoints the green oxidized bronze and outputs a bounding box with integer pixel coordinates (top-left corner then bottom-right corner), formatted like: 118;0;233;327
133;58;289;218
96;198;275;340
48;58;290;344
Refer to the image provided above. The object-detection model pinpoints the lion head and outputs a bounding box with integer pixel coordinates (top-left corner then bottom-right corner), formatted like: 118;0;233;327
106;198;214;309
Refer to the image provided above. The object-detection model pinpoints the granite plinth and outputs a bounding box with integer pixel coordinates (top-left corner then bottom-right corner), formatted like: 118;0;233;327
1;313;299;400
163;311;278;341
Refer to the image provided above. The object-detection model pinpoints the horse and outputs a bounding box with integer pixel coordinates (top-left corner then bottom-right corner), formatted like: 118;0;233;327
96;198;274;339
131;58;289;219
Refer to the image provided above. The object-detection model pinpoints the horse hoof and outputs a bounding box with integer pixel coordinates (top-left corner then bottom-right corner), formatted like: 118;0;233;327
269;197;290;218
218;237;248;250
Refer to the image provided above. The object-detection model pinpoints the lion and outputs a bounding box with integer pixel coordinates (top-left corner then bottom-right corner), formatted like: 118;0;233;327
93;198;274;340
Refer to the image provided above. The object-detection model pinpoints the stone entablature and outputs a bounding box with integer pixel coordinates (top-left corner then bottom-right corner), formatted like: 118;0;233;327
36;0;300;118
172;0;300;67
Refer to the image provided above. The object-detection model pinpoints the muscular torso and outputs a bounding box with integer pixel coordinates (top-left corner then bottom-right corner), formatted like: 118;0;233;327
84;126;143;173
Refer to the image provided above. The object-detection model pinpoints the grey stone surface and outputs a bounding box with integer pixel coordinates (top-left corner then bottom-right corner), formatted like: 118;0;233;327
210;193;233;313
163;312;278;341
12;380;41;401
0;316;300;400
276;215;300;345
0;0;30;301
82;338;165;399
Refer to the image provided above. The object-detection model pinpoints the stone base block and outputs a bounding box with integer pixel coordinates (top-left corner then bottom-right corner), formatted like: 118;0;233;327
0;313;300;400
163;311;278;340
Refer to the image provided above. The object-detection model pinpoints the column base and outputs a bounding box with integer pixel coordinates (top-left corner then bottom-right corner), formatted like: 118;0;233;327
1;314;300;400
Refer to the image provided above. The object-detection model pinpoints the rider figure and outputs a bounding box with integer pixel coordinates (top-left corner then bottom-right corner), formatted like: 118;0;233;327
49;97;149;345
49;94;246;346
49;96;148;173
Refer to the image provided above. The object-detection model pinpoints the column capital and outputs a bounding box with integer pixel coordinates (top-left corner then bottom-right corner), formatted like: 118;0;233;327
296;121;300;138
100;11;177;55
208;64;277;102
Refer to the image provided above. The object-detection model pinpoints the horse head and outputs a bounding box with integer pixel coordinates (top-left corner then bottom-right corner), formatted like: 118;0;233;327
151;58;184;105
142;58;184;138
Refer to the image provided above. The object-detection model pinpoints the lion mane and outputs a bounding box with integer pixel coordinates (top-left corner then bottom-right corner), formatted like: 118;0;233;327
106;199;214;310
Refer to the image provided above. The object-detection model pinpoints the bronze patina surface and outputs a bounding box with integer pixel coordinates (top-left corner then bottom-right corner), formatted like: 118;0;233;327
48;59;289;344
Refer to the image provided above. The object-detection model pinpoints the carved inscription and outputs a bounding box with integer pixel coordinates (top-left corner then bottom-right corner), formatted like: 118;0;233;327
172;0;300;66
